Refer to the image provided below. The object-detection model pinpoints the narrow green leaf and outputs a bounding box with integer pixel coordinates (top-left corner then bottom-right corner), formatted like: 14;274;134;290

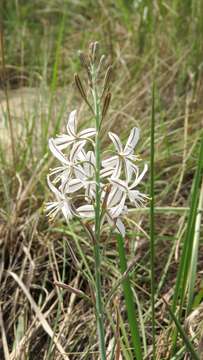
116;233;143;360
150;79;156;358
164;298;200;360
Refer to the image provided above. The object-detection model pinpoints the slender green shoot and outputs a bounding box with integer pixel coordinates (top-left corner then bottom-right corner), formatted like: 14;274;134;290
171;135;203;352
116;233;143;360
163;298;200;360
150;80;156;358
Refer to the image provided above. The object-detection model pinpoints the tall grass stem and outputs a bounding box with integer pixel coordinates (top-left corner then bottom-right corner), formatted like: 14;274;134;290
150;80;156;358
116;234;143;360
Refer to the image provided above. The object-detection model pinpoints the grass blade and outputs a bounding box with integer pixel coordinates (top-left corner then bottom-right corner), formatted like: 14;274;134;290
116;233;143;360
163;297;200;360
187;179;203;313
150;80;156;358
171;135;203;352
172;136;203;313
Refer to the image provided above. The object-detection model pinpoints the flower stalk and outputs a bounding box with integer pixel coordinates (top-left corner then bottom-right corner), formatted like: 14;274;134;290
46;42;148;359
91;62;107;359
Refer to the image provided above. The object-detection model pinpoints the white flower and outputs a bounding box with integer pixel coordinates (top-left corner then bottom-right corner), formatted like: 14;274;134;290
102;128;140;181
53;110;96;150
64;150;115;199
102;186;127;237
76;185;127;236
49;138;86;191
110;163;148;207
46;176;73;222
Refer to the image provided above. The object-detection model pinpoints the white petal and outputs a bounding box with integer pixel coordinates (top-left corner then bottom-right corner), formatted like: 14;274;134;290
100;167;114;178
116;218;125;237
79;128;96;138
47;175;63;199
109;194;126;218
66;178;83;193
110;178;128;192
128;190;139;204
77;148;87;162
54;135;74;149
49;138;69;165
124;127;140;155
67;109;77;137
77;204;94;218
70;140;86;162
62;201;73;221
108;132;123;153
74;165;86;180
102;155;118;168
130;163;148;189
84;151;95;177
112;159;122;179
106;213;115;227
46;201;58;212
107;187;123;207
124;159;138;182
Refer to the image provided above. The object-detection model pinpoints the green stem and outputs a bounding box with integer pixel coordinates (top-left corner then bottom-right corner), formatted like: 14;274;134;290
92;65;106;360
150;80;156;358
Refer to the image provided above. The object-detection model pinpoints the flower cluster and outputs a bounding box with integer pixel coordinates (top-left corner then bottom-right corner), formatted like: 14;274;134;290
46;109;148;237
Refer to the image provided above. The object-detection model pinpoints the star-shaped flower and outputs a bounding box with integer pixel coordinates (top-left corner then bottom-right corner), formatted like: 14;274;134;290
53;109;96;150
46;176;73;222
102;127;140;181
110;163;148;207
76;185;127;236
48;138;86;190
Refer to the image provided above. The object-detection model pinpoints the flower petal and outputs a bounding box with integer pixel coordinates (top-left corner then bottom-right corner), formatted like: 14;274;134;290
124;159;138;182
47;175;63;199
66;178;83;193
102;155;118;168
62;201;73;221
70;140;86;162
54;135;74;150
116;218;125;237
110;178;128;192
128;189;149;206
130;163;148;189
107;187;123;207
67;109;77;137
108;132;123;153
79;128;96;138
100;167;114;178
74;165;86;180
77;204;94;218
49;138;69;165
124;127;140;155
83;151;95;177
109;194;126;218
112;159;122;179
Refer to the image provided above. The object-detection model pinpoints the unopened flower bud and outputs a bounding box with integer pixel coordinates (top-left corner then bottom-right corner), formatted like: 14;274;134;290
102;92;111;119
